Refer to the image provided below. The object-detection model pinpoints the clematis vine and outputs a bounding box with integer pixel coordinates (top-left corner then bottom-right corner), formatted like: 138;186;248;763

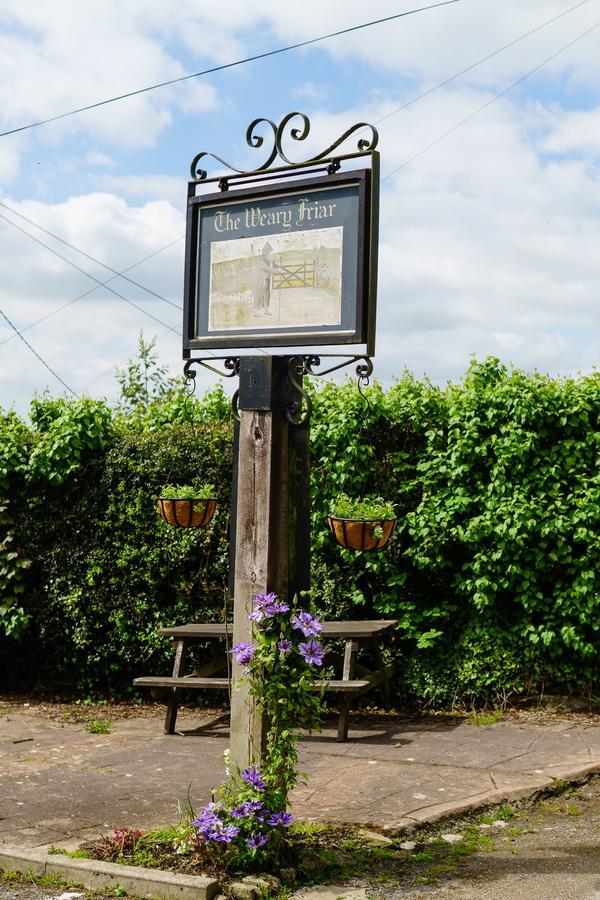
192;592;325;866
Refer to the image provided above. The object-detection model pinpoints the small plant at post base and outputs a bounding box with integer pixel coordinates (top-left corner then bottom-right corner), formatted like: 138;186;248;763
328;493;396;550
191;593;326;868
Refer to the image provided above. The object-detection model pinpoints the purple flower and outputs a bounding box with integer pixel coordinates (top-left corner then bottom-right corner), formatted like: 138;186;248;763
249;592;290;623
278;639;292;653
191;803;221;830
230;642;256;665
231;800;264;818
298;638;325;666
292;611;323;637
240;766;266;791
211;823;240;844
267;811;293;827
246;832;269;849
192;805;225;841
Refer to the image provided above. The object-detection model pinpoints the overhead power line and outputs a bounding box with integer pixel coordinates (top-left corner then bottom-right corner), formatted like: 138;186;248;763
0;236;183;349
374;0;593;127
0;200;179;308
0;211;179;334
0;308;78;397
382;16;600;180
0;1;461;139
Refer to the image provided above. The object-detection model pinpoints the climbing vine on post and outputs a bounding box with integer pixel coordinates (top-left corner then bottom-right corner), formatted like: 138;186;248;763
191;593;326;865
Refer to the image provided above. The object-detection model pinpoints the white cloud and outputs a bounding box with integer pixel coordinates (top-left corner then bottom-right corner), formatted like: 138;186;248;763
1;2;600;411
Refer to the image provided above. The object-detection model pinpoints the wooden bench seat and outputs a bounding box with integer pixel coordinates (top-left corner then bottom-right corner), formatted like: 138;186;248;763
134;675;371;692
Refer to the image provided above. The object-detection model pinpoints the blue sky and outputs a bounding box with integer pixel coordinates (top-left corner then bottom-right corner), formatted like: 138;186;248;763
0;0;599;411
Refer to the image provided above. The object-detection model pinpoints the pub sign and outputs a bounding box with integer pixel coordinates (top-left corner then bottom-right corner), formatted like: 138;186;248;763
183;167;378;354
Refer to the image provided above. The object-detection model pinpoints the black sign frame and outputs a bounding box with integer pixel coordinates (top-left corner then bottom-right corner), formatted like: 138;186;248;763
183;166;378;356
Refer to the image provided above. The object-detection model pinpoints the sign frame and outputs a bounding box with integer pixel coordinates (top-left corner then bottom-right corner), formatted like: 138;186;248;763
182;165;379;357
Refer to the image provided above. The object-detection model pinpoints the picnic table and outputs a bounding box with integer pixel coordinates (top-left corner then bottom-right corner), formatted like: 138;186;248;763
134;619;397;742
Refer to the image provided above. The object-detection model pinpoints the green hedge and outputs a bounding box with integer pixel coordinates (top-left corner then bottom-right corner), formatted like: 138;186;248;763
1;359;598;705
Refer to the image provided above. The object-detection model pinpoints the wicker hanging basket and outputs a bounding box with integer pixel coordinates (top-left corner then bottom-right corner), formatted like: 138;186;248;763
157;497;217;529
327;515;396;551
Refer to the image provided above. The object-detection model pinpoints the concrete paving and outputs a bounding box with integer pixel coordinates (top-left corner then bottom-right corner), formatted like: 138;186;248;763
1;703;599;851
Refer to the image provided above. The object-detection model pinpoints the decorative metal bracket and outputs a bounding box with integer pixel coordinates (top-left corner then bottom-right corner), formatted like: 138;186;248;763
183;354;372;426
284;355;373;426
184;356;241;420
190;111;378;187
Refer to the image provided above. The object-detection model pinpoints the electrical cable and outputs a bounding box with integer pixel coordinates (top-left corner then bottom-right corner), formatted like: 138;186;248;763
0;236;183;348
0;210;179;334
0;308;78;396
0;236;183;349
0;1;462;139
382;16;600;181
373;0;594;128
0;200;180;308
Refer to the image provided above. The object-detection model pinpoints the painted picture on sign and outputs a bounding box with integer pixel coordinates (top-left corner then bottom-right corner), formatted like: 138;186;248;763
208;227;343;331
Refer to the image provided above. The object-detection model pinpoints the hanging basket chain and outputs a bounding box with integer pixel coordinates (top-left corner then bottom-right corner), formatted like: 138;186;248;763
184;366;232;697
355;357;374;436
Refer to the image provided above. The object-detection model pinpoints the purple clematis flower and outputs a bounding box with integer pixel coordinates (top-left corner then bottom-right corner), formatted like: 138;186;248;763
249;592;290;623
267;811;293;827
211;823;240;843
240;766;266;791
298;638;325;666
278;639;292;653
230;642;256;665
191;803;221;829
246;832;269;849
230;800;264;818
292;611;323;637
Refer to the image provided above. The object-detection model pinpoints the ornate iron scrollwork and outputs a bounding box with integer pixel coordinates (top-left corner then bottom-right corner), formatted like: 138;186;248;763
184;356;240;381
285;357;312;426
184;357;241;421
190;111;378;182
183;354;372;425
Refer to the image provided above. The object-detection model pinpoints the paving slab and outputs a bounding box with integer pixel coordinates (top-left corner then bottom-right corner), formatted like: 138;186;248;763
1;705;599;850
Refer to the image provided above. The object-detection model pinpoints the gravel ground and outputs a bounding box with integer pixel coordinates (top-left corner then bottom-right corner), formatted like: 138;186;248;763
370;776;600;900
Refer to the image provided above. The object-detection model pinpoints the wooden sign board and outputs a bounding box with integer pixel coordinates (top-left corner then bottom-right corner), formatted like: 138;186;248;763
183;168;378;355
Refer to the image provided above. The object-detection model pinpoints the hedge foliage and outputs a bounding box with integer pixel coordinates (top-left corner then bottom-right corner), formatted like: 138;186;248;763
0;357;598;705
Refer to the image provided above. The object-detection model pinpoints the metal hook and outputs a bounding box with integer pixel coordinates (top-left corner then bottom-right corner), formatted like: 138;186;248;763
356;358;374;429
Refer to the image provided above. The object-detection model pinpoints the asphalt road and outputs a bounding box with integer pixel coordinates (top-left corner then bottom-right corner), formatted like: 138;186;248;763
379;777;600;900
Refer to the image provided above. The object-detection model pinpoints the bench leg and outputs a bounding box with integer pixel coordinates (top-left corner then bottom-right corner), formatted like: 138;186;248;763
337;639;357;743
337;698;351;742
164;640;188;735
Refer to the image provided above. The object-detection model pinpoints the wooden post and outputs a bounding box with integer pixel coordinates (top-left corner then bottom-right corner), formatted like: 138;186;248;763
229;357;310;774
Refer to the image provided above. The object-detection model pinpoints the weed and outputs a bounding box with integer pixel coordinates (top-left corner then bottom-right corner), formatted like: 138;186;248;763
410;850;434;863
1;870;18;883
467;709;503;726
84;716;112;734
495;804;517;821
567;804;582;817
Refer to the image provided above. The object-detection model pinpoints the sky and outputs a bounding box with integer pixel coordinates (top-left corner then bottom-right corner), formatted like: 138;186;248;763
0;0;599;413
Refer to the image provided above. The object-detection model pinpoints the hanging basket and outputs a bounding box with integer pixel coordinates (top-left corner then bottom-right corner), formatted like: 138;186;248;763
157;497;217;529
327;515;396;551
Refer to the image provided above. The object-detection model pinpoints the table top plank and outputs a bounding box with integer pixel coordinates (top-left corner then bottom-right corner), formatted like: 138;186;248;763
158;620;397;639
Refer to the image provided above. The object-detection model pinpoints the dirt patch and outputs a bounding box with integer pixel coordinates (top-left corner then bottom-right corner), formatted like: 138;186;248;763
0;695;228;725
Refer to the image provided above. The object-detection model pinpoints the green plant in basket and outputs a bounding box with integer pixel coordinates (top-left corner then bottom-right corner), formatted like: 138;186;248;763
158;483;218;529
159;483;215;499
329;494;396;549
331;493;395;522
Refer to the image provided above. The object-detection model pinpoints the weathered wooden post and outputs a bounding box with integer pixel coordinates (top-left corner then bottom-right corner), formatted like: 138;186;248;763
181;111;380;774
229;357;310;769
